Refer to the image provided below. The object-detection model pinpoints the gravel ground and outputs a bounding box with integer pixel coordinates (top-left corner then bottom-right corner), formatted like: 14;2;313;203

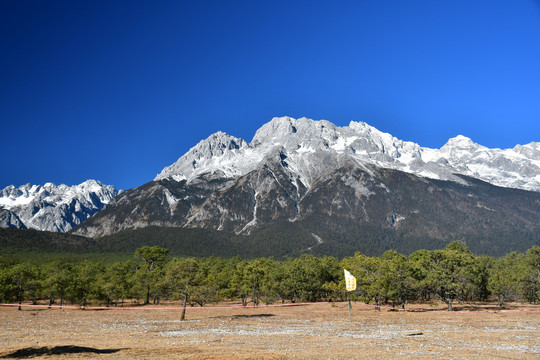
1;302;539;359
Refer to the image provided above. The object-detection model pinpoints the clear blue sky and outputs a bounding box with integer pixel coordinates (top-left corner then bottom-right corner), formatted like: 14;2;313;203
2;0;539;190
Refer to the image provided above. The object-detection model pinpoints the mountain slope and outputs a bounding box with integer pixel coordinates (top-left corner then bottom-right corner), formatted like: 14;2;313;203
73;159;540;257
0;180;118;232
74;165;540;257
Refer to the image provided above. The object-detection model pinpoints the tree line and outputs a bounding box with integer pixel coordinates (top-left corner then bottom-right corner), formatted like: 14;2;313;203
1;242;539;311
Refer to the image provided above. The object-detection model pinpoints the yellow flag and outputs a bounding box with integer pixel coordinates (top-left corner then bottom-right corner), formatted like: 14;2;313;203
344;269;356;291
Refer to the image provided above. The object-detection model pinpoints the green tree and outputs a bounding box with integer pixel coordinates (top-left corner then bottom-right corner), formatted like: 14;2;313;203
135;246;170;270
163;257;200;320
279;255;337;303
420;242;475;311
523;246;540;303
467;254;493;302
208;256;241;302
228;259;250;306
488;252;525;306
69;260;106;307
319;256;343;301
99;260;137;306
409;249;432;302
2;263;40;310
188;257;224;307
380;250;416;309
243;258;270;306
134;246;169;304
42;260;75;307
342;252;386;308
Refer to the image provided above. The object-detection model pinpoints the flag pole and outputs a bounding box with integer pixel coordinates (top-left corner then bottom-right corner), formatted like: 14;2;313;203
344;269;356;326
347;291;352;323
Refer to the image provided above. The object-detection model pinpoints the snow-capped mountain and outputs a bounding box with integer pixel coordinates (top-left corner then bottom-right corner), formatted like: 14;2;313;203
0;180;118;232
156;116;540;192
73;117;539;257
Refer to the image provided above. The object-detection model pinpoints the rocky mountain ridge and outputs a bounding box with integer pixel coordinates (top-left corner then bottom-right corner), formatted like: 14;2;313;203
156;116;540;193
0;180;118;232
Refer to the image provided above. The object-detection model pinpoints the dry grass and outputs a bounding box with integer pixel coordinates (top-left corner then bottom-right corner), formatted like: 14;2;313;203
1;302;539;359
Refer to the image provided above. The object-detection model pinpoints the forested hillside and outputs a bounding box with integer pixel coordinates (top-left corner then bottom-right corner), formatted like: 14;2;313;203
3;222;539;261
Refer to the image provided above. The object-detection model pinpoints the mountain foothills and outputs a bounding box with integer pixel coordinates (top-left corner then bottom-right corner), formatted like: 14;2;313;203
68;117;539;257
0;180;117;232
2;117;539;257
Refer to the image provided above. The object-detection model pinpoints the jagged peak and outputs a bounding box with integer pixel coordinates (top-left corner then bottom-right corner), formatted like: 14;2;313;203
348;120;374;132
1;179;114;194
190;131;248;157
155;130;252;183
251;116;299;144
0;179;119;232
251;117;343;151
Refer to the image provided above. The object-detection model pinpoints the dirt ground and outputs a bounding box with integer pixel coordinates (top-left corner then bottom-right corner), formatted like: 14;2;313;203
1;302;539;359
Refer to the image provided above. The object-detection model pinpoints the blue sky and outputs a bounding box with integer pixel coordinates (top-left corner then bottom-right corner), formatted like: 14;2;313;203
1;1;539;190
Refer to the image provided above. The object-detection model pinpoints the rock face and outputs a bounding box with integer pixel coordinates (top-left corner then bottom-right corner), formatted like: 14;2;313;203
0;180;118;232
71;117;540;257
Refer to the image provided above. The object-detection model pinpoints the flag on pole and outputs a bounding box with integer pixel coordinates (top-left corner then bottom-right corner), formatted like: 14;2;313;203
344;269;357;291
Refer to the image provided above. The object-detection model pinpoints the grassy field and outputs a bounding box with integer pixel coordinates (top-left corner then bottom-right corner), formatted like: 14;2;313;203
1;301;539;359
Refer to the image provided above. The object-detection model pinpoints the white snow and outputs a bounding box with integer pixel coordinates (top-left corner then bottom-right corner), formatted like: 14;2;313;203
0;194;36;209
238;190;259;234
0;180;118;232
154;116;540;193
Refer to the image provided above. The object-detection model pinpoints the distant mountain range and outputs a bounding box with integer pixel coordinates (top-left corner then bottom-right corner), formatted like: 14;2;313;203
2;117;539;257
0;180;118;232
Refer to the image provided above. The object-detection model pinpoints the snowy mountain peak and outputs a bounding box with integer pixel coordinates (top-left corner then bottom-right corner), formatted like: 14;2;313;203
155;117;540;193
252;116;298;141
200;131;247;154
252;116;332;146
348;120;381;134
0;180;118;232
155;131;250;182
442;135;478;149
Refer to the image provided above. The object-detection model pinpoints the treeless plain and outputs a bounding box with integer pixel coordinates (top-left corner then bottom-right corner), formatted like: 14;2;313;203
1;302;539;359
